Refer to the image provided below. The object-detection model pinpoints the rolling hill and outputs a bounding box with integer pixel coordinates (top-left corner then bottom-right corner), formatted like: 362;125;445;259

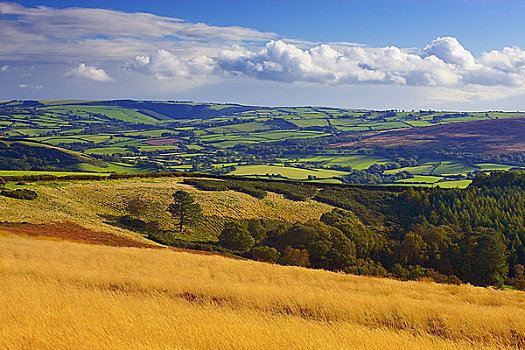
0;137;103;171
341;116;525;155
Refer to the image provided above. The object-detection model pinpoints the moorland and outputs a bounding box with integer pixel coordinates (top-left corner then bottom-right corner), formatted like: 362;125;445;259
2;234;525;349
2;99;525;349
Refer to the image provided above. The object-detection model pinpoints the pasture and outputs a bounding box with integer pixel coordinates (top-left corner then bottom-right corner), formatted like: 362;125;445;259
1;100;523;185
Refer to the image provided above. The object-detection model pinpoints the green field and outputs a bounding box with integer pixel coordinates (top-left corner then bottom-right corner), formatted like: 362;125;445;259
326;155;390;170
435;180;472;188
476;163;515;171
0;170;106;177
230;165;349;180
1;100;523;186
397;175;443;184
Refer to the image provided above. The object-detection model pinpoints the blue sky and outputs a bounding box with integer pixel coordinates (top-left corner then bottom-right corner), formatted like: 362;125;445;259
1;0;525;110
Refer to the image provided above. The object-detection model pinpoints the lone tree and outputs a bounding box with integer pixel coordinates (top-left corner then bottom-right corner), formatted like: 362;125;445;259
168;190;202;232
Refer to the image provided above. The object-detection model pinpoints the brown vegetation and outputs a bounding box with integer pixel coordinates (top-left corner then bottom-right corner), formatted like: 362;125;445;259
0;221;159;248
142;138;181;146
340;116;525;155
1;235;524;349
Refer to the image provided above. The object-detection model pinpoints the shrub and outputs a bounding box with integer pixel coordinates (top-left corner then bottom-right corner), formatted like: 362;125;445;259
280;246;310;267
0;188;38;200
249;246;280;263
118;215;147;231
183;178;229;191
218;222;255;253
247;219;266;243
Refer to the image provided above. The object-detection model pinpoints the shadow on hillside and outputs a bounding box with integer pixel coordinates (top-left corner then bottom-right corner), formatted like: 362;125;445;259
98;214;232;255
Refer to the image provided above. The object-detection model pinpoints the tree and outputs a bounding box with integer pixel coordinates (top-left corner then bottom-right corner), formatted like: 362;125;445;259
126;197;149;219
218;221;255;252
250;246;280;263
247;219;266;243
168;190;202;232
280;246;310;267
471;231;508;287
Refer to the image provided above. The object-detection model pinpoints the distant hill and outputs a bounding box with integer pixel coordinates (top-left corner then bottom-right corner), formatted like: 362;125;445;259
343;116;525;155
59;100;262;120
0;138;103;171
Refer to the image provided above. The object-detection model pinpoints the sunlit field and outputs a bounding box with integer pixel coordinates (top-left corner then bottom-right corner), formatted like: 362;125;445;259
1;235;524;349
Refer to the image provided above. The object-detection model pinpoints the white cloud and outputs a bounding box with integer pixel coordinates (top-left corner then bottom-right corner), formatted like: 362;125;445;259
131;38;525;89
66;63;115;82
18;83;43;89
131;50;215;81
420;37;477;69
1;2;525;108
0;2;275;62
0;2;273;41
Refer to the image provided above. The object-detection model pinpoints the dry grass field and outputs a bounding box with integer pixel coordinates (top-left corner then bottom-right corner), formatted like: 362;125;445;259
1;234;525;349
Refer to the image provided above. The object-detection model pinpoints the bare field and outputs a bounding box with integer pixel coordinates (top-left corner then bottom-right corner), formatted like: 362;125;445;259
1;235;524;349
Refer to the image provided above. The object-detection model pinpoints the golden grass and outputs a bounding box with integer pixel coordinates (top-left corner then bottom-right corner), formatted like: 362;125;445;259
1;235;525;349
0;178;334;239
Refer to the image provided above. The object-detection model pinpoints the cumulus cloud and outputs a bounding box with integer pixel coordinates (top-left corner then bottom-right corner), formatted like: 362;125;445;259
2;2;525;106
130;37;525;89
66;63;115;82
131;50;215;81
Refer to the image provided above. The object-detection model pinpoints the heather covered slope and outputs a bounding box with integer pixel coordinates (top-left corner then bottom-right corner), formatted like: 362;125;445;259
341;116;525;155
1;235;524;349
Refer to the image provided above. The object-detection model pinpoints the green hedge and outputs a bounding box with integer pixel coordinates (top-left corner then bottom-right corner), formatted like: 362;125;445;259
1;188;38;200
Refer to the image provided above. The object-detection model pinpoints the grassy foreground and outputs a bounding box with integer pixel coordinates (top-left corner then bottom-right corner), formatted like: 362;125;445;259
1;235;524;349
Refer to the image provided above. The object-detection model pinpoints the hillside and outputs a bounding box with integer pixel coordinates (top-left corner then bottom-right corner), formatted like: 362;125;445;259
2;100;525;186
342;116;525;155
2;172;525;289
0;137;102;171
0;176;334;241
1;234;524;349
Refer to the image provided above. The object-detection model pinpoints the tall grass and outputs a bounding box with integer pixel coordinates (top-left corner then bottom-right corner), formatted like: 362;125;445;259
1;235;524;349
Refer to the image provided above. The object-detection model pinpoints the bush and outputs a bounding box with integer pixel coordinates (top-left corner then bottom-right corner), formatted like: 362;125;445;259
249;246;280;263
218;222;255;253
181;177;317;201
247;219;266;243
183;178;229;191
390;263;409;280
0;176;5;189
118;215;147;231
0;189;37;200
280;246;310;267
344;258;387;277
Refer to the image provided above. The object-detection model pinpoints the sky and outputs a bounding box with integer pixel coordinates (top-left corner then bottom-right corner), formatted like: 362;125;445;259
1;0;525;110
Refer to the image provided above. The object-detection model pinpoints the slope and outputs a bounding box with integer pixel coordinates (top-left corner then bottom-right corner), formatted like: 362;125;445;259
1;235;524;349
